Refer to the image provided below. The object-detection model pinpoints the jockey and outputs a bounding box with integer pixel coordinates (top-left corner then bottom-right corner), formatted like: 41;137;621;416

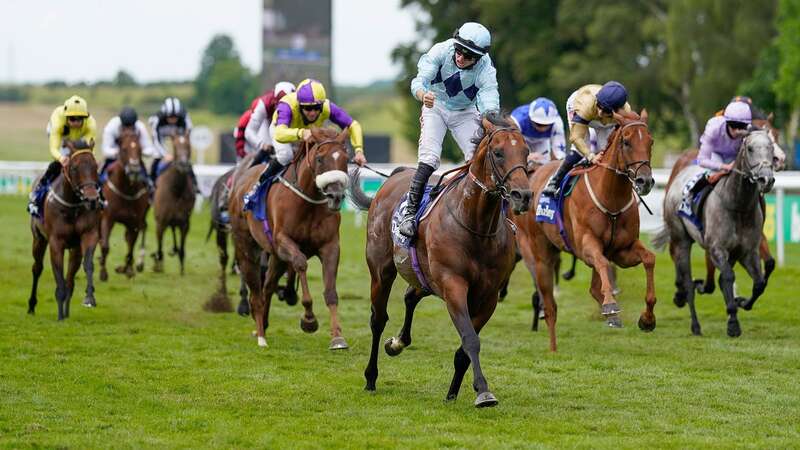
243;78;366;204
397;22;500;238
148;97;198;189
28;95;97;215
233;100;258;161
510;97;567;167
697;100;751;173
542;81;631;196
100;106;155;183
715;95;786;169
244;81;296;164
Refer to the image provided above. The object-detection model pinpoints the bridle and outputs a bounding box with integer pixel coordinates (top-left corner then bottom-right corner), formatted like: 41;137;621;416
732;130;772;184
468;126;528;200
61;149;99;204
594;121;652;187
280;138;345;205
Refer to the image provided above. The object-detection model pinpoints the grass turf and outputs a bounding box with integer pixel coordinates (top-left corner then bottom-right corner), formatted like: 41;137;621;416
0;194;798;449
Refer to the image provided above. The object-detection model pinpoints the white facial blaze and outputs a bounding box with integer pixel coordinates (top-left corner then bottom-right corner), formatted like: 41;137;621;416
511;139;517;146
332;151;341;161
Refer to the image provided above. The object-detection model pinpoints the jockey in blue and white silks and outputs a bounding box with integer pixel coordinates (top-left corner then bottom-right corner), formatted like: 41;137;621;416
510;97;566;166
398;22;500;238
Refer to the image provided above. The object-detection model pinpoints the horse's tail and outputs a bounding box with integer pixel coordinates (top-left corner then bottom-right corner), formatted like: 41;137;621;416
650;227;671;251
347;167;375;211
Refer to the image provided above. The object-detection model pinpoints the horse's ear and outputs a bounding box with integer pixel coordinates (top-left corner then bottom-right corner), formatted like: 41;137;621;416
337;127;349;143
767;112;774;123
482;117;497;134
640;108;649;123
612;111;625;124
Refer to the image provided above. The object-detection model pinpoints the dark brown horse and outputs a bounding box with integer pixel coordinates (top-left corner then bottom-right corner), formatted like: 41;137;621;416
513;110;656;352
351;114;532;407
228;128;351;349
665;114;780;297
152;132;195;274
99;128;150;280
29;140;102;320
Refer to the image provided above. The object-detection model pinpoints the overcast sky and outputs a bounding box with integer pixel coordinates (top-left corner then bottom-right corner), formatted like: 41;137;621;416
0;0;421;86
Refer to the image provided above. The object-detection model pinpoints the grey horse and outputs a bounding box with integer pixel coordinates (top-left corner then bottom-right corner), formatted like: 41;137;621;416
653;129;775;337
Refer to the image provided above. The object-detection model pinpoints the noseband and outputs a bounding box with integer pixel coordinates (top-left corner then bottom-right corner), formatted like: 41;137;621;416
469;127;527;200
62;149;98;202
598;121;652;184
281;138;345;204
733;131;772;184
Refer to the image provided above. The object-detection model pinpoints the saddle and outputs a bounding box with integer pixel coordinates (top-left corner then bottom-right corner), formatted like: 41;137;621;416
678;171;728;232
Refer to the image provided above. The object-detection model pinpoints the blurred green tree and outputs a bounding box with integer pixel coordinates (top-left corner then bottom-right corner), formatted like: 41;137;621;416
195;34;258;114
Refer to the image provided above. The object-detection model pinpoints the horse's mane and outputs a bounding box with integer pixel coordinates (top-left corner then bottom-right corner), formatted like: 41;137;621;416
470;110;512;146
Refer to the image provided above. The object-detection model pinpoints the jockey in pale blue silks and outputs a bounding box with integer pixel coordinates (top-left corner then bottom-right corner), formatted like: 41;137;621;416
398;21;500;238
509;97;566;167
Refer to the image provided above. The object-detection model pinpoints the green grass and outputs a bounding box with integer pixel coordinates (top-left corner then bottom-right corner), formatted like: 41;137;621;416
0;194;798;449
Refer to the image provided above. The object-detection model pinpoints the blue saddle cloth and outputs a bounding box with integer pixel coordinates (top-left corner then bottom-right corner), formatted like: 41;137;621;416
242;167;288;221
535;172;579;251
391;185;436;248
678;170;711;232
155;160;172;179
28;180;51;219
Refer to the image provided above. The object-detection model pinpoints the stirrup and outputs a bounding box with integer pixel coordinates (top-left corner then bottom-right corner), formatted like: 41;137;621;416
398;215;417;237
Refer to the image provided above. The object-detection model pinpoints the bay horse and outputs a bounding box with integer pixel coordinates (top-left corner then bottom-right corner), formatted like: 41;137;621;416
351;113;532;407
228;127;351;350
152;132;195;275
99;127;150;280
29;140;102;320
654;129;774;337
514;110;656;352
665;114;781;297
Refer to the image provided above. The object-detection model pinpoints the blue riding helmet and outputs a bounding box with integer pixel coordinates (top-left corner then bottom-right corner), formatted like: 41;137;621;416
596;81;628;111
453;22;491;56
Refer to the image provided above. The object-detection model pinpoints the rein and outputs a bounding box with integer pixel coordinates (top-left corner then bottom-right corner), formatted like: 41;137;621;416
106;178;148;201
57;149;99;207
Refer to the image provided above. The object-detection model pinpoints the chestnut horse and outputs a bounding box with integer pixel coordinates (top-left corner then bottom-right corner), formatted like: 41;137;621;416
99;128;150;280
351;114;532;407
514;110;656;352
152;132;195;274
665;114;780;297
29;140;102;319
228;128;351;350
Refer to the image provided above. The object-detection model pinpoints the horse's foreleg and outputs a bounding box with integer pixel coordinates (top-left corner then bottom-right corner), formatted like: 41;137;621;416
64;248;82;318
759;234;775;286
319;242;347;350
364;260;396;392
520;234;558;347
136;219;147;272
275;236;316;333
385;286;424;356
170;226;178;256
99;215;111;282
216;226;229;294
81;231;99;308
237;241;265;346
614;240;657;332
29;231;47;315
738;250;766;311
582;238;621;325
120;225;137;278
178;223;188;276
153;221;165;272
442;277;498;407
49;242;67;320
695;251;716;295
709;247;740;338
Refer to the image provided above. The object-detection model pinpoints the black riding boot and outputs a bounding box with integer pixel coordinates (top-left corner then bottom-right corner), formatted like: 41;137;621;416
28;160;62;215
398;163;435;238
150;158;162;185
244;158;285;207
542;150;582;196
250;147;272;168
99;158;115;180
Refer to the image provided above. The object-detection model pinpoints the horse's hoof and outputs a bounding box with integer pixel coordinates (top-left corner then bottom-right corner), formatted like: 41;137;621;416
673;292;687;308
237;302;250;317
82;297;96;308
601;302;621;316
300;316;319;333
474;391;498;408
136;263;144;273
99;270;108;282
277;287;298;306
115;265;126;274
691;323;702;336
736;297;752;311
364;381;376;392
727;320;742;338
257;336;268;347
562;270;575;281
329;336;349;350
606;315;623;328
384;337;404;356
637;315;656;332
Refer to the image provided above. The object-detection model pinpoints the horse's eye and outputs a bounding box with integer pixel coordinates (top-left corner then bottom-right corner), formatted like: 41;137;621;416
493;149;504;159
316;155;324;164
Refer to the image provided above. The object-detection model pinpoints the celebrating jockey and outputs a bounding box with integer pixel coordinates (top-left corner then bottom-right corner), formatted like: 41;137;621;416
397;22;500;238
148;97;196;183
100;106;156;183
244;81;296;164
542;81;631;196
510;97;567;167
243;78;366;205
28;95;97;215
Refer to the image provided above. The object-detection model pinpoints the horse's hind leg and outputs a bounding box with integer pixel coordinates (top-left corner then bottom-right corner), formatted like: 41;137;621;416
81;232;99;308
709;247;740;337
136;220;147;273
118;225;137;278
759;234;775;285
29;231;47;315
169;226;178;256
671;239;700;334
562;252;577;280
216;226;229;294
614;240;657;332
64;248;82;318
99;215;112;282
153;220;165;273
319;242;348;350
737;250;766;312
385;286;425;356
237;242;266;346
277;268;298;306
694;251;716;295
364;258;396;392
177;223;188;276
49;242;67;320
260;253;287;339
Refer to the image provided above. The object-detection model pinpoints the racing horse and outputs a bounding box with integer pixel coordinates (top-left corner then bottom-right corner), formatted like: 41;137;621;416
28;140;102;319
152;132;195;274
653;128;774;337
99;127;149;280
228;127;351;350
514;110;656;352
351;113;532;407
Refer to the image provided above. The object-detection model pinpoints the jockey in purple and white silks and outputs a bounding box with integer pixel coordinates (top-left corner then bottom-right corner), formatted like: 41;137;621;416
397;21;500;238
698;100;751;173
510;97;566;166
